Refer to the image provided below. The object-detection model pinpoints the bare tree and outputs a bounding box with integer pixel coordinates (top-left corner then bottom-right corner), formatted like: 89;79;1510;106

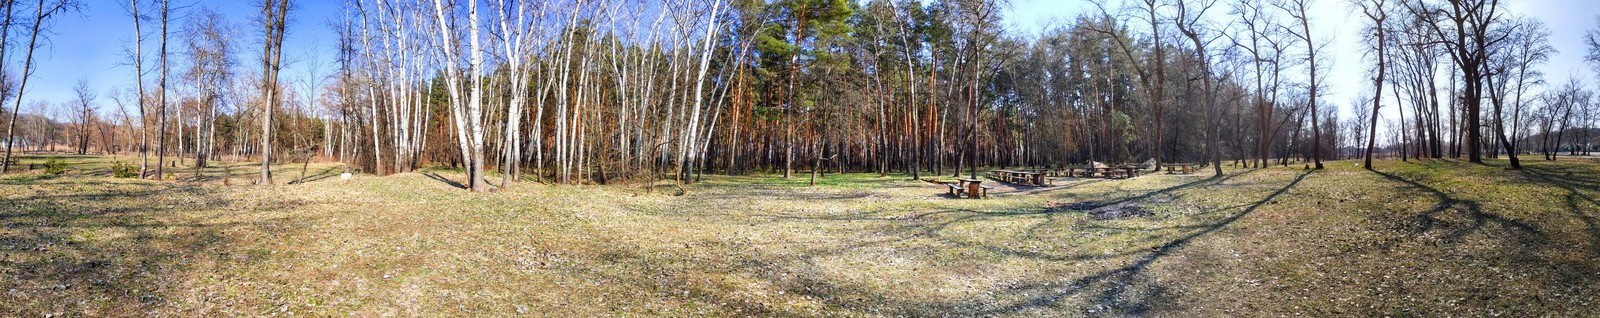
130;0;149;177
0;0;14;162
71;79;96;155
110;87;140;156
492;0;536;187
184;7;235;170
1406;0;1507;164
3;0;78;172
155;0;170;180
1173;0;1226;176
259;0;290;185
1353;0;1388;170
1094;0;1171;171
1484;17;1551;169
429;0;488;191
1227;0;1279;168
1277;0;1325;169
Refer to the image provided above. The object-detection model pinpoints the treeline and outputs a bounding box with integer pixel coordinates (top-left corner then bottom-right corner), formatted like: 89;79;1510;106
3;0;1599;190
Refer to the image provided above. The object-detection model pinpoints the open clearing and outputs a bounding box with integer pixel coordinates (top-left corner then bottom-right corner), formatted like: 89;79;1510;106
2;154;1598;316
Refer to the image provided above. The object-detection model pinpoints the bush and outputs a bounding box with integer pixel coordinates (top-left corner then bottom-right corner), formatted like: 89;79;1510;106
111;161;137;178
43;157;67;175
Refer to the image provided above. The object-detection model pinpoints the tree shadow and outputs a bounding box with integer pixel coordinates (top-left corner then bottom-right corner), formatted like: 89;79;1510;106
706;169;1284;316
1518;165;1600;256
288;167;340;185
421;171;467;190
0;175;303;315
1371;170;1545;246
955;170;1312;316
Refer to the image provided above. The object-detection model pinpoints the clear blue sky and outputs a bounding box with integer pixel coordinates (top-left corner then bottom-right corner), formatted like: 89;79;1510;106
23;0;1600;132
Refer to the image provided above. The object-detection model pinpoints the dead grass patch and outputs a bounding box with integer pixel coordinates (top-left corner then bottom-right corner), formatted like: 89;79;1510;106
1;154;1597;316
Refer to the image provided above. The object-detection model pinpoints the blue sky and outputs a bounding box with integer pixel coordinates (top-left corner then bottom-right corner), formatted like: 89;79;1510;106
22;0;1600;131
26;0;342;111
1001;0;1600;127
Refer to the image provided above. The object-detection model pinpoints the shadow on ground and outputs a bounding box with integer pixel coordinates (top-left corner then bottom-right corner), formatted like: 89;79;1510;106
0;175;303;316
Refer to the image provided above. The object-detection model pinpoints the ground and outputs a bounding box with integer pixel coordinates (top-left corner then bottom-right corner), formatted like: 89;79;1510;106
2;154;1597;316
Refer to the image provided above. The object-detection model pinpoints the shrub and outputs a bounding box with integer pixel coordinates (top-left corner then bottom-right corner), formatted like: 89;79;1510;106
43;157;67;175
111;161;137;178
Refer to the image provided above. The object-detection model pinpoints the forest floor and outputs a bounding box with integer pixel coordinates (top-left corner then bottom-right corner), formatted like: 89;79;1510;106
2;153;1598;316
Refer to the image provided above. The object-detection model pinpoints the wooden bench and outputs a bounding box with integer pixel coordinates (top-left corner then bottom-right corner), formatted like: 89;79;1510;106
955;178;987;199
944;183;991;198
1163;163;1196;174
992;169;1048;187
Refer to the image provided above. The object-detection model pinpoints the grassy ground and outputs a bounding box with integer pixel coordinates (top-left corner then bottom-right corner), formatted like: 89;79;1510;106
2;153;1597;316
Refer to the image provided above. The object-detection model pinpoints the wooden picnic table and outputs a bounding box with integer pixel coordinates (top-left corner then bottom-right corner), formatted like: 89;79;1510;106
1162;163;1197;175
1098;167;1140;179
990;170;1049;186
950;178;989;198
1059;166;1139;179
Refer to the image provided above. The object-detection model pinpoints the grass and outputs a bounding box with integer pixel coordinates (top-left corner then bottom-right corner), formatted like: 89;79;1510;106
2;153;1598;316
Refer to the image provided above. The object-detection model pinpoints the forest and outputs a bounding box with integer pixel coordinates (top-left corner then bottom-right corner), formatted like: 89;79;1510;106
1;0;1595;191
4;0;1600;315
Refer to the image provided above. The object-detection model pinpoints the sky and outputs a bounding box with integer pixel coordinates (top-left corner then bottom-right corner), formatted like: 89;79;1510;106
999;0;1600;129
20;0;1600;134
25;0;342;112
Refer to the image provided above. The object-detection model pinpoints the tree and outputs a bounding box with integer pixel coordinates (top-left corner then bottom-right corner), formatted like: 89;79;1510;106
1407;0;1506;164
1227;0;1283;169
184;6;235;170
1092;0;1172;171
1483;17;1550;169
949;0;1004;179
756;0;856;180
0;0;13;162
259;0;289;185
3;0;78;173
71;79;96;155
1353;0;1388;170
155;0;171;180
491;0;536;187
429;0;489;192
129;0;150;178
1174;0;1226;176
1277;0;1324;169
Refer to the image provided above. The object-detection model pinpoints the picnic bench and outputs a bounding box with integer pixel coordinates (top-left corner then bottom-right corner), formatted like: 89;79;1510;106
1162;163;1197;175
989;169;1052;187
1096;167;1140;179
945;178;990;199
1060;166;1140;179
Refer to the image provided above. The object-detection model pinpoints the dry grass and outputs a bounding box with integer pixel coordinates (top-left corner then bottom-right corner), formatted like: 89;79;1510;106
2;153;1598;316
